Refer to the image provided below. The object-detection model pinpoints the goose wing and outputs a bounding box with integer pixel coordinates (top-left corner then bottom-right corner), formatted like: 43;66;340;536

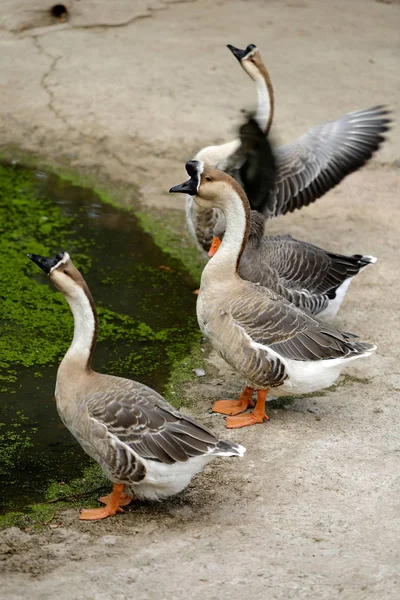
262;235;331;293
86;379;219;465
229;284;373;361
260;106;391;218
263;235;372;295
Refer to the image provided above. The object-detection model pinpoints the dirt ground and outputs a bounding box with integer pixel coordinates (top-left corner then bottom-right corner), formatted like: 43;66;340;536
1;1;400;599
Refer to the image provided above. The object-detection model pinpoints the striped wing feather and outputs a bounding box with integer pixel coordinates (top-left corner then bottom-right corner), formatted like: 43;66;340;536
266;106;391;218
262;234;372;295
229;284;373;361
86;378;218;465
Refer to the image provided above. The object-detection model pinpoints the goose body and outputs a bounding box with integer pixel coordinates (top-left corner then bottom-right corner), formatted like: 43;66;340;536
28;252;245;519
171;162;376;428
209;210;376;319
186;44;390;253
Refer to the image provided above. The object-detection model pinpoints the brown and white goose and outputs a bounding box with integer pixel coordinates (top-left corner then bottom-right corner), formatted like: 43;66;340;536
171;162;376;429
28;252;245;519
186;43;390;253
208;210;376;320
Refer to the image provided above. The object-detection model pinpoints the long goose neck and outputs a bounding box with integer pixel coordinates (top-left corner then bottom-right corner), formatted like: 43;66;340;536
201;188;250;285
61;285;98;373
254;64;274;135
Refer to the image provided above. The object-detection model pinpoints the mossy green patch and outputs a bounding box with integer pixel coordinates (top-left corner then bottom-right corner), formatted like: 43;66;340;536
136;209;206;284
162;339;206;407
0;412;38;471
0;165;157;386
0;463;108;529
0;162;202;513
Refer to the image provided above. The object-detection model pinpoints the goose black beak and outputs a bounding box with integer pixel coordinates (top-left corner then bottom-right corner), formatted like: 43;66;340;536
227;44;257;62
169;178;198;195
169;161;202;196
227;44;247;61
28;252;65;274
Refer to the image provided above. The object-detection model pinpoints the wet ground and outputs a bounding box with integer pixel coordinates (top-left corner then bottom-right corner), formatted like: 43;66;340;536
0;166;198;511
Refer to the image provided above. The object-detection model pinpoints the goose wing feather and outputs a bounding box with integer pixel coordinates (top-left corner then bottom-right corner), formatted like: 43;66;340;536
259;106;391;217
86;378;219;465
229;284;374;361
262;235;372;295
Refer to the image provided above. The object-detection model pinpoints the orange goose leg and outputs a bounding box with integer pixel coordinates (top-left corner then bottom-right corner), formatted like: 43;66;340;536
80;484;128;521
212;386;255;416
226;390;270;429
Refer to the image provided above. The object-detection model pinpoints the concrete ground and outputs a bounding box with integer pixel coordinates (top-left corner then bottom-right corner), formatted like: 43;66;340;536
1;1;399;599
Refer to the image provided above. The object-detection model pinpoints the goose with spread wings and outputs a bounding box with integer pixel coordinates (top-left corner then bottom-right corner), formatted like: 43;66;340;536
186;43;390;253
172;161;376;429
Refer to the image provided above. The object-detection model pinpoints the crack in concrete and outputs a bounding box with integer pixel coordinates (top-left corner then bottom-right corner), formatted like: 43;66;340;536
73;0;197;30
21;0;197;38
32;36;130;170
32;37;70;130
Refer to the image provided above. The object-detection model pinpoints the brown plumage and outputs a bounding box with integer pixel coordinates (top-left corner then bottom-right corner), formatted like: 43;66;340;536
186;43;391;253
28;251;245;518
212;210;376;318
171;161;376;428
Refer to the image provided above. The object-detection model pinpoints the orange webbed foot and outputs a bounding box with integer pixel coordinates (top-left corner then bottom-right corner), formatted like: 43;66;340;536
225;389;270;429
212;386;254;415
79;483;126;521
212;398;255;416
98;492;133;507
226;411;270;429
79;505;124;521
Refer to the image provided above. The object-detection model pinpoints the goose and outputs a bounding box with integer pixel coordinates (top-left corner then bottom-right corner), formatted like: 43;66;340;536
208;209;376;320
28;251;245;519
171;162;376;429
186;43;390;253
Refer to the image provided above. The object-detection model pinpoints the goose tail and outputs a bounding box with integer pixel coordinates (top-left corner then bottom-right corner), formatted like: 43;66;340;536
347;341;377;358
326;252;377;286
212;440;246;457
351;254;377;267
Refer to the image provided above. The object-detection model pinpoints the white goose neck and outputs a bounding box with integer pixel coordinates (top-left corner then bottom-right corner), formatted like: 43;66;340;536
195;139;241;171
60;286;97;373
254;72;272;134
200;190;248;287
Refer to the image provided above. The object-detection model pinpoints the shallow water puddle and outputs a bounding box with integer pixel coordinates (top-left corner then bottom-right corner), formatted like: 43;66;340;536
0;165;198;512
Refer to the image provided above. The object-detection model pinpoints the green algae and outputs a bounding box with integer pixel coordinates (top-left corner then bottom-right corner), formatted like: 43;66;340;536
136;209;206;283
0;163;202;515
163;342;207;407
0;164;198;389
0;165;159;386
0;412;38;470
0;463;108;529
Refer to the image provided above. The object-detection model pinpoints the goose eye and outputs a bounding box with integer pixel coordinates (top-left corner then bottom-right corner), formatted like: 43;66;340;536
205;176;212;182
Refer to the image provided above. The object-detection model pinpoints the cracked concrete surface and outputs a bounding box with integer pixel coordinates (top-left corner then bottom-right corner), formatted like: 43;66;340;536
0;1;400;599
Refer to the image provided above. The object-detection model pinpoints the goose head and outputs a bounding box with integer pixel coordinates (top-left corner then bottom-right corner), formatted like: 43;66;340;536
227;43;264;81
28;251;87;297
169;160;246;211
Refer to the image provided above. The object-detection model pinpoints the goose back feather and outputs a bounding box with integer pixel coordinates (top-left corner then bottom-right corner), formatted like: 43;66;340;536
213;209;376;318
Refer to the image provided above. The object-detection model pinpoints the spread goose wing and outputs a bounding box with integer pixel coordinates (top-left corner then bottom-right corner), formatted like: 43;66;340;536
229;284;373;361
86;379;219;466
263;106;390;218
